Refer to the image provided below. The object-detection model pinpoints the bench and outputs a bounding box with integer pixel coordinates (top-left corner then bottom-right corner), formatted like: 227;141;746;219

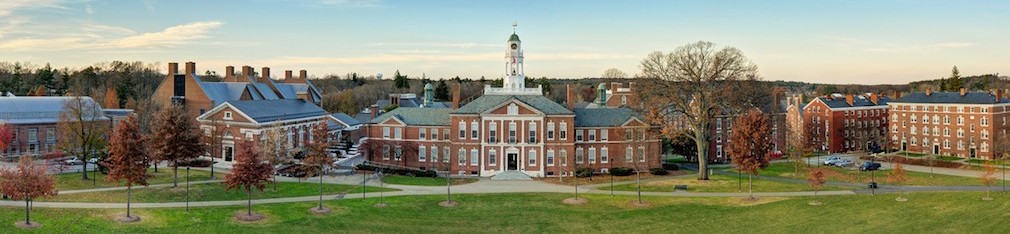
674;185;688;192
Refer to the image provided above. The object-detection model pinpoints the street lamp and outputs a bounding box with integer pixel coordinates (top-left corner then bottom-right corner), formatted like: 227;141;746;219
186;166;190;212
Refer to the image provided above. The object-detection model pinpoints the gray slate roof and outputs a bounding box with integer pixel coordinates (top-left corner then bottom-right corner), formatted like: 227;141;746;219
224;99;328;123
452;95;573;115
330;113;361;126
372;107;452;126
573;107;643;127
0;97;108;125
893;92;1010;104
817;95;890;109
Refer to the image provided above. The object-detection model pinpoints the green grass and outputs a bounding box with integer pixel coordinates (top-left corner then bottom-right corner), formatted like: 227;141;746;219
899;151;928;157
663;155;690;164
5;192;1010;233
55;168;224;191
381;175;478;186
602;174;851;192
761;162;983;186
938;156;964;161
44;182;397;203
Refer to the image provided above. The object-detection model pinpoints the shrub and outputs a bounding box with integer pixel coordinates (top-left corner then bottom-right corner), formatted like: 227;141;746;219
356;164;436;177
662;163;679;171
649;168;668;175
609;167;635;176
860;155;963;169
575;167;595;178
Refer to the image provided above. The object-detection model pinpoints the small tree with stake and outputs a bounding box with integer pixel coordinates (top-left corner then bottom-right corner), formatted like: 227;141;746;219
0;156;58;229
105;115;149;223
806;167;828;205
980;161;997;201
303;121;334;214
150;104;205;187
224;140;274;222
728;109;774;200
887;163;909;202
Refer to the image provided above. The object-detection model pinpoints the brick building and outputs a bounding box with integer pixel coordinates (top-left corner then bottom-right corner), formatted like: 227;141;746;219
888;89;1009;159
0;96;110;158
803;93;890;153
361;29;662;178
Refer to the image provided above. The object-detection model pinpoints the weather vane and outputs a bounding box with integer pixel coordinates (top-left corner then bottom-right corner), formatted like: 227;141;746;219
512;21;518;33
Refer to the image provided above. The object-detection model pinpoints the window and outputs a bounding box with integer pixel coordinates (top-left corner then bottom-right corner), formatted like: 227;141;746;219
394;145;402;161
528;149;536;166
983;129;990;139
443;148;450;163
561;150;568;166
470;149;479;166
431;128;438;140
489;149;497;165
576;129;583;141
431;146;439;163
546;150;555;166
509;122;517;144
601;147;609;163
443;129;450;140
507;103;519;115
45;128;55;141
933;115;939;124
28;128;37;142
588;148;596;164
621;96;627;105
560;122;568;139
458;122;466;139
394;128;402;139
588;129;596;141
471;121;479;139
224;111;233;120
601;130;608;141
626;147;634;162
528;122;537;143
957;116;964;125
489;122;498;143
382;145;391;160
576;148;584;164
458;149;466;165
419;128;426;140
639;147;646;162
982;117;989;126
547;122;555;140
625;129;633;140
418;146;426;162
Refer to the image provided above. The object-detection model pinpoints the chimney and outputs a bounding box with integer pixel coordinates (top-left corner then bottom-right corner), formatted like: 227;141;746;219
299;70;308;80
566;84;575;110
960;88;967;96
825;94;832;100
796;94;804;107
998;89;1004;101
168;62;179;75
870;93;879;105
611;82;621;93
241;66;252;78
451;84;461;110
261;67;271;79
925;87;932;96
893;90;902;100
226;66;235;77
184;62;195;75
845;94;854;107
628;82;635;92
369;105;379;120
285;70;293;80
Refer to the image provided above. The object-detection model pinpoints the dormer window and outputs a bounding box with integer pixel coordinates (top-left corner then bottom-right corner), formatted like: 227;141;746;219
224;111;233;120
507;103;519;115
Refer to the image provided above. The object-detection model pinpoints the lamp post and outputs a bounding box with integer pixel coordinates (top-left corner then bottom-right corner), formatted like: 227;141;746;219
186;166;190;212
609;157;614;196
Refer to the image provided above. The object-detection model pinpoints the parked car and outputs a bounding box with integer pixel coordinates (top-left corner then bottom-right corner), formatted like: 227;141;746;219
64;157;84;165
860;162;882;171
87;157;100;164
822;156;844;165
833;159;854;167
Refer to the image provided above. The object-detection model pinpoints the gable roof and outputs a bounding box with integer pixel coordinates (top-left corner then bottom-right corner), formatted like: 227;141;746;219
453;95;573;115
893;92;1010;104
816;95;890;109
330;113;361;126
222;99;328;123
573;107;643;127
372;107;452;126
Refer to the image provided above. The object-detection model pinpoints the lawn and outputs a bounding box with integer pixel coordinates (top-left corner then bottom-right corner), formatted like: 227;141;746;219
43;182;397;203
761;162;984;186
381;175;478;186
938;155;964;161
4;192;1010;233
898;151;928;157
601;174;851;193
540;170;689;186
55;168;224;191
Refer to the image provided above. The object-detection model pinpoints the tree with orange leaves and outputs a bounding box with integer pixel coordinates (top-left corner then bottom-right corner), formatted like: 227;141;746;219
0;124;12;158
887;163;909;201
0;155;58;228
806;167;828;205
105;115;149;222
224;140;274;221
728;109;774;199
980;161;997;201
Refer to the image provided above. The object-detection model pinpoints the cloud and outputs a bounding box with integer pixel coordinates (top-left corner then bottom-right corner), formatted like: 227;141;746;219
366;42;499;49
85;5;93;14
0;0;63;17
110;21;223;48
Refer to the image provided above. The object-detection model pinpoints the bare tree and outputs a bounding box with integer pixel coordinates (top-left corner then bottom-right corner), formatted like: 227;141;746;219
202;117;229;180
980;161;997;201
601;68;627;79
0;156;58;228
887;163;909;201
993;132;1010;192
640;41;759;180
258;122;291;191
806;167;828;205
57;96;108;180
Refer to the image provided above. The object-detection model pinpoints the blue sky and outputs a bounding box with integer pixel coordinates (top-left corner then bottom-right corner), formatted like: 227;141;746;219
1;0;1007;84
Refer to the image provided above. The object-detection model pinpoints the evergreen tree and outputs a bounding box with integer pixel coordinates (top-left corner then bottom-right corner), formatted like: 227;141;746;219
35;63;55;96
538;77;552;95
435;80;450;101
948;66;963;91
393;70;410;90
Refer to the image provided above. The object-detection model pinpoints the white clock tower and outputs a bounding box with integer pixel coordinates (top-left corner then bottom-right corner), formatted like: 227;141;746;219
486;22;541;95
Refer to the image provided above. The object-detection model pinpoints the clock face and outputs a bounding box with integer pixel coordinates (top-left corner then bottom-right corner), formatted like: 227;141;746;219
511;43;517;49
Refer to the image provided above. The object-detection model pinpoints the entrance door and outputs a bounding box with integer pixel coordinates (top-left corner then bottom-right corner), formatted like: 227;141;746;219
933;145;939;155
507;153;518;170
971;148;977;158
224;146;234;162
901;142;907;151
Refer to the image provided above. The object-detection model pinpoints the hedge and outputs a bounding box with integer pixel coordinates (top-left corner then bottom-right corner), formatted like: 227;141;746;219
859;156;963;169
649;168;668;175
609;167;635;176
575;167;595;178
662;163;679;171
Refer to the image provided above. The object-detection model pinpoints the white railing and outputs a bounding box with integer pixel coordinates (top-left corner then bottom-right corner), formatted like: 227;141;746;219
483;85;543;95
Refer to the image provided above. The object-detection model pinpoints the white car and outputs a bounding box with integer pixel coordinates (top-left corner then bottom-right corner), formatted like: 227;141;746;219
87;157;100;164
822;156;844;165
64;157;84;165
833;159;855;167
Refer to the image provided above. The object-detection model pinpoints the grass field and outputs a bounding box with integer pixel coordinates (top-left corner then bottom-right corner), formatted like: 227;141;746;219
898;151;928;157
380;175;478;186
44;182;397;203
55;168;223;191
540;170;689;186
601;174;851;193
761;162;984;186
4;192;1010;233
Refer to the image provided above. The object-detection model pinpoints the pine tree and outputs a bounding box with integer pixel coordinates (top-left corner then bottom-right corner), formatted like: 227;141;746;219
393;70;410;90
948;66;963;91
150;105;206;187
105;115;149;221
435;80;450;101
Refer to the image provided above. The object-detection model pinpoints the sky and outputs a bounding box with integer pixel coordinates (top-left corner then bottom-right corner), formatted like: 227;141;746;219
0;0;1007;84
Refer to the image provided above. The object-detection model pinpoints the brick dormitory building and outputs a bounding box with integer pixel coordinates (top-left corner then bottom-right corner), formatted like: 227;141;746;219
803;93;891;154
888;88;1010;159
360;29;663;178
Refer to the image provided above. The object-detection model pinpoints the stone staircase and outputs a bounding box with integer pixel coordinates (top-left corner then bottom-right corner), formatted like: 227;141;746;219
491;171;532;181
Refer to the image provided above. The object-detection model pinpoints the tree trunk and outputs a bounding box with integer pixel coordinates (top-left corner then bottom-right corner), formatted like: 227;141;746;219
81;158;89;180
247;189;252;216
154;162;158;173
636;171;642;203
748;174;753;199
318;172;324;209
695;132;710;180
127;187;132;218
25;199;30;225
273;174;278;191
173;162;179;187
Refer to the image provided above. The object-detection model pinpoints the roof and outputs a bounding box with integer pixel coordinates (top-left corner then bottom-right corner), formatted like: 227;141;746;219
509;33;520;42
573;107;643;127
330;113;361;126
354;112;374;123
223;99;328;123
372;107;452;126
199;82;258;104
893;92;1010;104
452;95;573;115
816;95;890;109
0;97;109;125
